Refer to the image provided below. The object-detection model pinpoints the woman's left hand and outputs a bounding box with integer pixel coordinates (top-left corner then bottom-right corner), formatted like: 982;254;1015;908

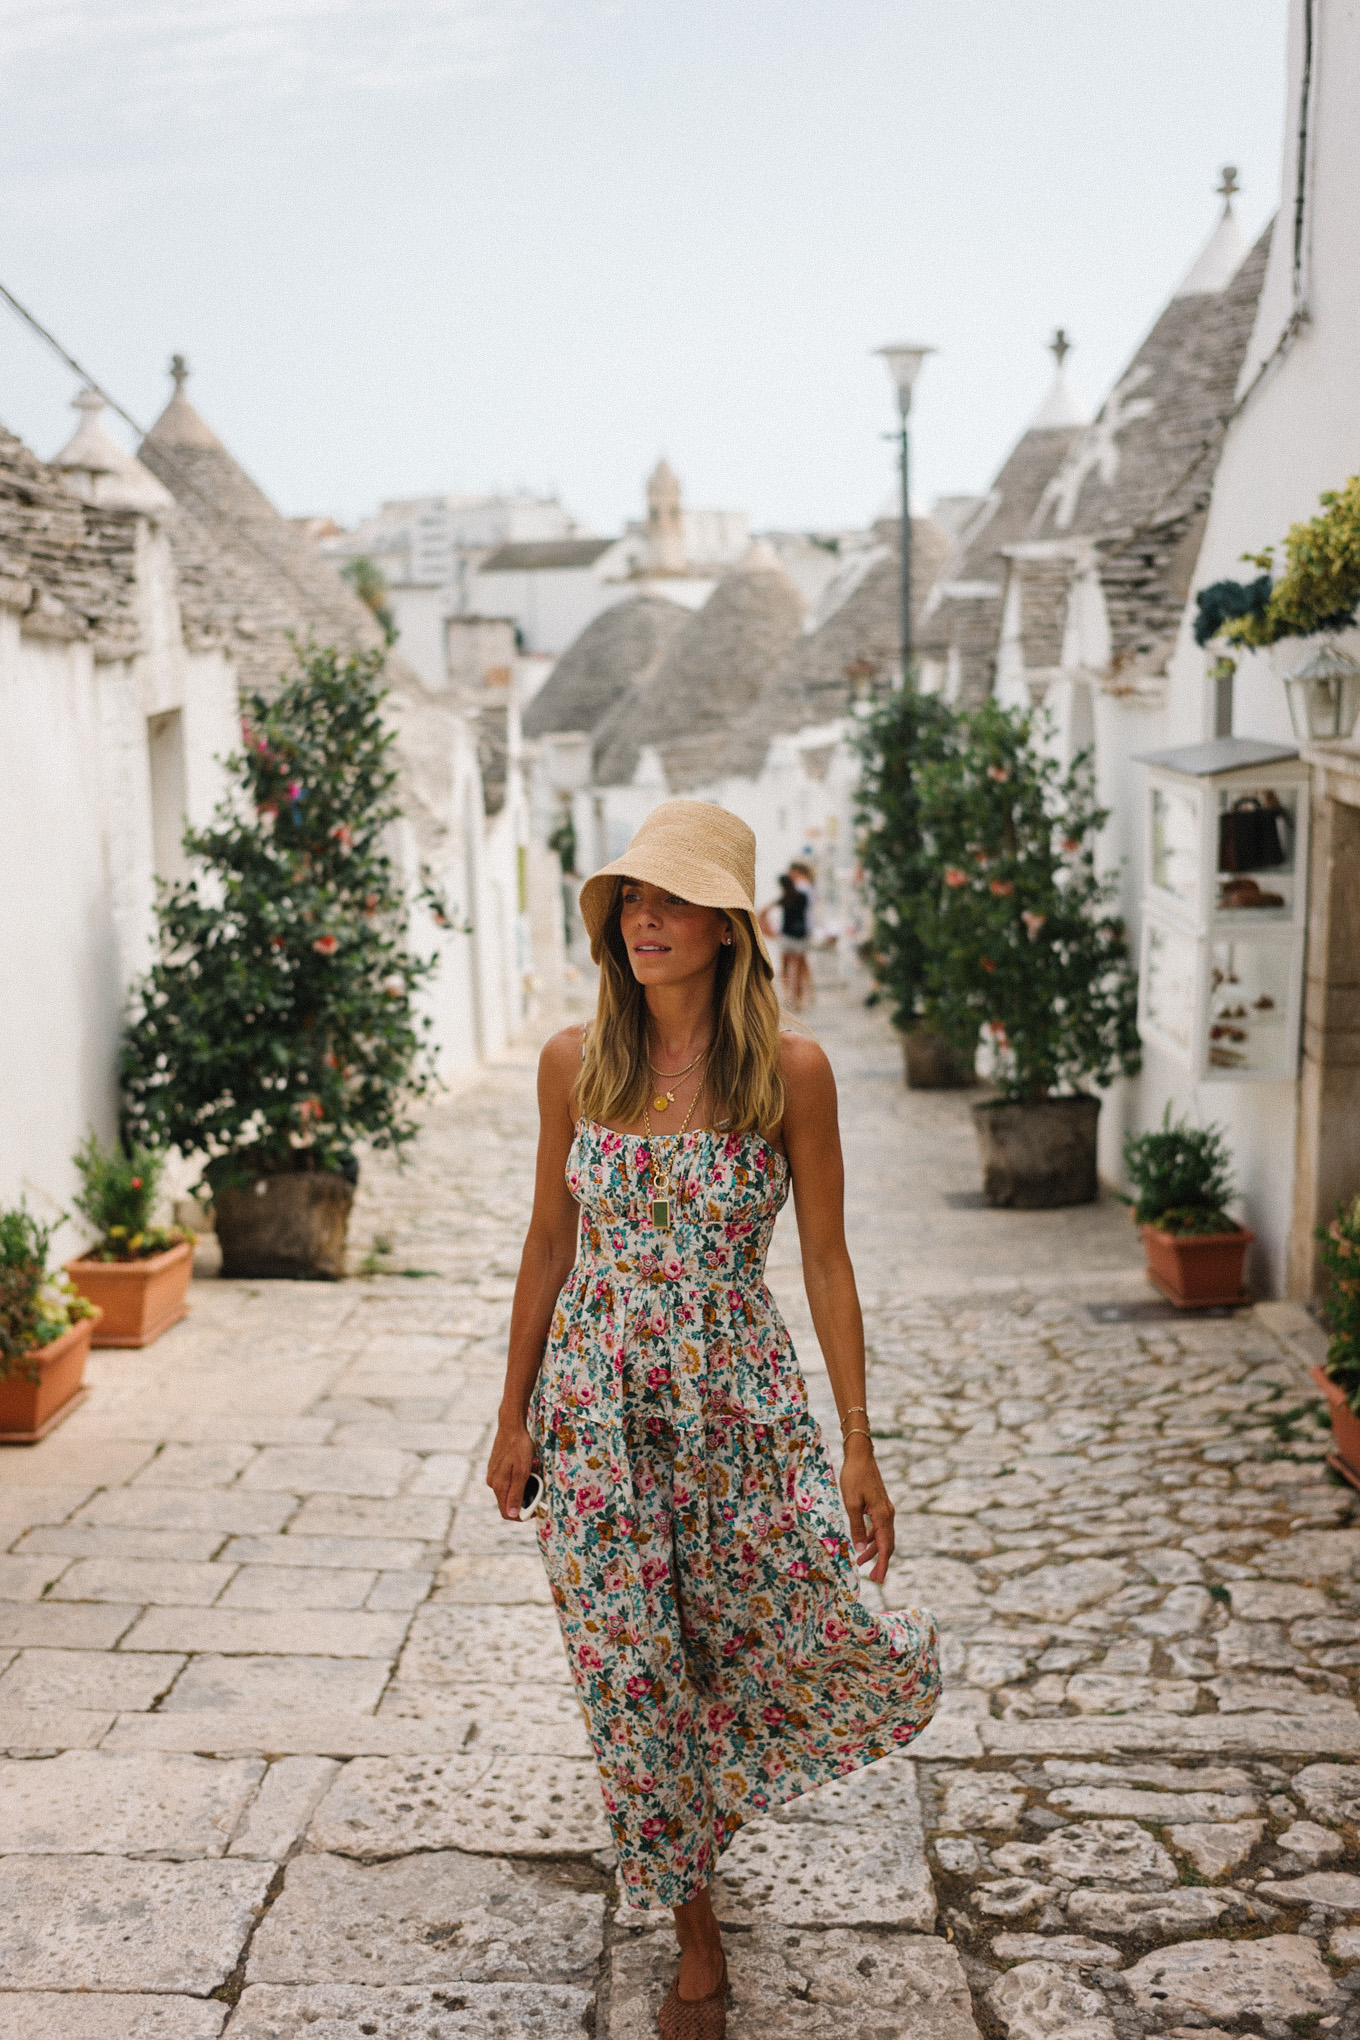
840;1434;895;1585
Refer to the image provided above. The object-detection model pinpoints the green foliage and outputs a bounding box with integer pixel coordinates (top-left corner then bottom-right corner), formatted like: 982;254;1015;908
1122;1109;1236;1229
547;808;578;877
914;700;1141;1102
0;1204;95;1378
1217;474;1360;648
341;556;397;646
121;644;439;1188
853;688;962;1038
1318;1194;1360;1411
71;1132;189;1260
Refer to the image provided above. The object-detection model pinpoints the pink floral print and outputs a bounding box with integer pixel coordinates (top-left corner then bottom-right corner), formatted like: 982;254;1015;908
530;1119;940;1908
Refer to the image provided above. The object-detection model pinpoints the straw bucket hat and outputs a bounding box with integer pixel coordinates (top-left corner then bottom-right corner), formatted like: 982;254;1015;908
578;799;773;975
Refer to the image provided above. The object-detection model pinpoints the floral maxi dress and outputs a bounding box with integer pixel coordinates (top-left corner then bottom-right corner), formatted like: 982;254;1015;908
529;1120;940;1908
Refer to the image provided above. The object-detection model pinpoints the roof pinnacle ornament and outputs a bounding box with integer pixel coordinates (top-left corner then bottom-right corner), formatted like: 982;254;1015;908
1217;165;1240;207
1049;327;1073;370
169;353;190;393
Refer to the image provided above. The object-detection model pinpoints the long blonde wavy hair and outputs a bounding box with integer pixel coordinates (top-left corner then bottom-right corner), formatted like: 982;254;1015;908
576;881;785;1137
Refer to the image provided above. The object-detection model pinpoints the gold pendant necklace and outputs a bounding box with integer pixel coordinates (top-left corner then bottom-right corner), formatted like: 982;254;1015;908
647;1040;710;1114
642;1061;706;1229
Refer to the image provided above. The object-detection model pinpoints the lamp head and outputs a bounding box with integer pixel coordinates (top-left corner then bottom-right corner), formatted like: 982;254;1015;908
873;342;936;417
1282;640;1360;743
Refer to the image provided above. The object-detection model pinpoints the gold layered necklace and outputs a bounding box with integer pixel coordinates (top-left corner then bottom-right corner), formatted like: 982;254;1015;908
642;1056;707;1230
647;1041;709;1113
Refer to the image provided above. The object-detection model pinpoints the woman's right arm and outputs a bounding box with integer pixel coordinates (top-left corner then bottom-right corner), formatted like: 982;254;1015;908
485;1027;583;1519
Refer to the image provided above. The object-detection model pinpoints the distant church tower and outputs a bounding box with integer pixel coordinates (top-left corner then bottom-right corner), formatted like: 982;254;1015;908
646;458;686;575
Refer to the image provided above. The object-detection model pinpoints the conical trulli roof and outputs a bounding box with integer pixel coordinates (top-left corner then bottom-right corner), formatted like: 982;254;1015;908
522;592;691;741
139;362;396;693
593;547;805;788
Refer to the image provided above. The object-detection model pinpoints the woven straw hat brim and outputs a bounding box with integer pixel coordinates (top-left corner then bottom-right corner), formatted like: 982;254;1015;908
577;800;773;973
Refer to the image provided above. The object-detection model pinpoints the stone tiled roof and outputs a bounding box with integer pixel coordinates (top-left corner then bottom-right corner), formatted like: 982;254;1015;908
916;424;1086;707
0;421;141;654
716;518;951;778
592;546;805;789
139;387;393;693
1030;219;1273;689
521;593;691;741
478;538;615;572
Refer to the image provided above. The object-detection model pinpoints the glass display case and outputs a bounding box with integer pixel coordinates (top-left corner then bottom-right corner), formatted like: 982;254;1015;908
1136;737;1309;1083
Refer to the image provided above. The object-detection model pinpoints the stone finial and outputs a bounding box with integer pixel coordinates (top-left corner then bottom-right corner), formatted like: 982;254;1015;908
53;386;174;512
170;353;190;392
1049;328;1073;371
645;457;685;575
1217;165;1240;206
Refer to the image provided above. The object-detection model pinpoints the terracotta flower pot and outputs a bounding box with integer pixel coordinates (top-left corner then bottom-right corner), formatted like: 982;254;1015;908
971;1095;1101;1208
1140;1223;1253;1309
213;1169;355;1280
1311;1366;1360;1493
0;1312;99;1444
901;1027;975;1090
65;1239;193;1349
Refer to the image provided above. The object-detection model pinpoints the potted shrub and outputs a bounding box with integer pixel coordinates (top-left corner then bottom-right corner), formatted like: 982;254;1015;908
64;1134;195;1347
1123;1110;1252;1308
1;1206;100;1443
121;645;441;1280
916;700;1141;1206
855;687;975;1088
1313;1193;1360;1489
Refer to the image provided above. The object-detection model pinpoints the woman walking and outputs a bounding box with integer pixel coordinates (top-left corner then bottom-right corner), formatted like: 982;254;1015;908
486;800;938;2038
761;864;815;1010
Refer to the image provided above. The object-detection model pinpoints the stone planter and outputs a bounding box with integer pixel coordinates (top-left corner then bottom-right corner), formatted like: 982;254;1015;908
66;1239;193;1348
1311;1366;1360;1493
971;1095;1100;1209
214;1169;355;1280
0;1312;100;1444
1141;1224;1253;1310
901;1028;974;1091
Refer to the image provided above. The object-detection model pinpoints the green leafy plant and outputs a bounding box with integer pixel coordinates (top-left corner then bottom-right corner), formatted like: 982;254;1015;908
341;556;397;646
1204;474;1360;649
70;1133;191;1262
0;1205;95;1380
853;687;962;1039
913;699;1141;1101
1122;1108;1237;1234
121;644;440;1194
1317;1194;1360;1412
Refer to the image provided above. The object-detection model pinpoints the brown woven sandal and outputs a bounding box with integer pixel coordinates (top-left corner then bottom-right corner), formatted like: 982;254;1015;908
657;1952;728;2039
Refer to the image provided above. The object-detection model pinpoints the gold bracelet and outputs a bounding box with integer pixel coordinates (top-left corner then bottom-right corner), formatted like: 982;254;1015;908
842;1424;874;1444
840;1406;868;1429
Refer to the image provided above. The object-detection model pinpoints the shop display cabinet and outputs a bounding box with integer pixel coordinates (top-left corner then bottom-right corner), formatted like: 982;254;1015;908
1136;737;1310;1083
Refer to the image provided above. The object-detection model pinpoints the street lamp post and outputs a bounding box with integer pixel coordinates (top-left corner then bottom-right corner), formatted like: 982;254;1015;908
874;342;936;686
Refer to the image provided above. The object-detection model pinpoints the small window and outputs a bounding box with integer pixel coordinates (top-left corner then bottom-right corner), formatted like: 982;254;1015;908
147;709;189;885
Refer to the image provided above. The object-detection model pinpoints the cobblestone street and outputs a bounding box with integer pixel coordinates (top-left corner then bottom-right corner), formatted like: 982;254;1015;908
2;971;1358;2038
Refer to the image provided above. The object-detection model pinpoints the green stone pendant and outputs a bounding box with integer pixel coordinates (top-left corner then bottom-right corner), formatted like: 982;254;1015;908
651;1197;671;1230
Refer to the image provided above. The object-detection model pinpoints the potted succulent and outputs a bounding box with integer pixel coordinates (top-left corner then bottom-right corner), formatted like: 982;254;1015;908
121;645;442;1280
64;1134;195;1347
916;700;1141;1205
0;1205;100;1443
1122;1110;1252;1307
1313;1194;1360;1488
855;687;975;1088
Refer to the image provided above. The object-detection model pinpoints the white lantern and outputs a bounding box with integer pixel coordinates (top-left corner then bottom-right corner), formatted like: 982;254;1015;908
1282;640;1360;743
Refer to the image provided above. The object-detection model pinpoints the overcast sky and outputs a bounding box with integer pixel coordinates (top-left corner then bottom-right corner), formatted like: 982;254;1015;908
0;0;1288;537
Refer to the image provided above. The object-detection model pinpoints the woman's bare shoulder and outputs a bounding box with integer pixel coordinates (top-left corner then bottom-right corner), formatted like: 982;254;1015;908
778;1028;833;1086
539;1025;587;1094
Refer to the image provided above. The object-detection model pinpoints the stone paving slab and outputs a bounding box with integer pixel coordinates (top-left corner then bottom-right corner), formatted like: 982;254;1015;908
159;1654;391;1714
0;1649;183;1711
607;1927;981;2040
119;1607;409;1658
49;1557;233;1605
0;1750;263;1857
0;1856;272;1990
0;1709;114;1753
305;1754;611;1857
103;1711;506;1756
227;1757;340;1858
0;1605;140;1651
226;1984;595;2038
248;1850;605;1984
0;1996;227;2038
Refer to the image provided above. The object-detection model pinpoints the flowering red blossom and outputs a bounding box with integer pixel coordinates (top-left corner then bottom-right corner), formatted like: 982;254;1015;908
329;822;354;850
987;764;1010;782
980;957;997;972
989;878;1015;897
1021;910;1047;940
130;1177;142;1190
312;934;339;956
943;867;968;889
1061;836;1081;853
